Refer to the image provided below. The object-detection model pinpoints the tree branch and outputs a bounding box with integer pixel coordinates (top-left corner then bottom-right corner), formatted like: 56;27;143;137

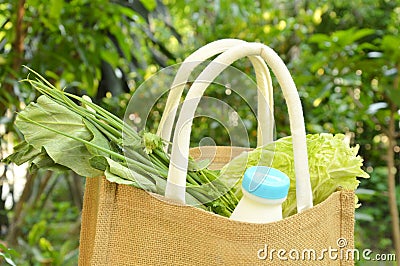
12;0;26;72
2;0;26;113
387;101;400;260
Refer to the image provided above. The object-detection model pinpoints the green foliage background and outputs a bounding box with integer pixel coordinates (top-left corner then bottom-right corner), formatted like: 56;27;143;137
0;0;399;264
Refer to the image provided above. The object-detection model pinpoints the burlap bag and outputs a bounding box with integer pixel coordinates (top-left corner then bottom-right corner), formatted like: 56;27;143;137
78;40;356;265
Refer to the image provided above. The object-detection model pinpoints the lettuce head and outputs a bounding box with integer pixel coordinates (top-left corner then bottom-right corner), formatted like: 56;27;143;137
219;133;369;217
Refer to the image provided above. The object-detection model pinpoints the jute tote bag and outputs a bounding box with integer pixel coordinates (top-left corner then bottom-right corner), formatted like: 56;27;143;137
79;40;355;265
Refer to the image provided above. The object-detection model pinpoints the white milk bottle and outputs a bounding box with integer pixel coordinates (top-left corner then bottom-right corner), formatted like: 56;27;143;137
230;166;290;223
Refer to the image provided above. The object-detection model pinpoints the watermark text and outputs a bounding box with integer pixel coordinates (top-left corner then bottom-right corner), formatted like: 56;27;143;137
257;238;397;262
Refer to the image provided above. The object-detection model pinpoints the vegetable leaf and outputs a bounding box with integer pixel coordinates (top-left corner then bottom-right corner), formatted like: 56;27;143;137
104;157;156;190
3;141;41;165
15;95;103;177
82;119;111;157
31;151;70;172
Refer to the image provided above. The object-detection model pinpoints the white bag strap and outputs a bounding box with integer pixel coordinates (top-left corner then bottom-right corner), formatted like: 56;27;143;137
156;39;274;149
165;42;313;214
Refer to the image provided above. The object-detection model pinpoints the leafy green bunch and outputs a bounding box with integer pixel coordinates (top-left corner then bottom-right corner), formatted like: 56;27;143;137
4;69;238;217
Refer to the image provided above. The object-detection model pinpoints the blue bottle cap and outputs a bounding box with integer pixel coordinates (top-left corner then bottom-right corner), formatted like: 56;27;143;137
242;166;290;199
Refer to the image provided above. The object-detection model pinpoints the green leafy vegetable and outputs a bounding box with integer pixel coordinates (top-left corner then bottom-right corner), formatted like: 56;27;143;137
4;68;237;216
220;133;370;217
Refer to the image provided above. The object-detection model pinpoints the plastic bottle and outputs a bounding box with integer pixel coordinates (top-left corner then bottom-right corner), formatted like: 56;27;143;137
229;166;290;223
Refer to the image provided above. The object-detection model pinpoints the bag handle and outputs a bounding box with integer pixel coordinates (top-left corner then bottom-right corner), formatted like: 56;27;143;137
156;39;274;149
165;42;313;214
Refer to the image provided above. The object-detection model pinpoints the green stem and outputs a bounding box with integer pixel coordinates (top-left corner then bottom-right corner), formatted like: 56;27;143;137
64;92;138;139
26;78;139;141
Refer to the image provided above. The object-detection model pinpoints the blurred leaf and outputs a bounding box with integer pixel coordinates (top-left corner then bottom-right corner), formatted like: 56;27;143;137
100;49;119;69
0;56;6;65
48;0;64;22
355;212;374;222
356;188;377;201
140;0;156;11
342;28;374;44
308;33;331;45
366;102;388;115
357;42;378;51
387;87;400;107
0;253;17;266
109;26;132;62
59;240;77;262
309;28;374;49
117;5;137;18
356;188;377;195
28;221;47;246
381;35;400;63
0;244;18;266
367;51;383;58
38;237;53;252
